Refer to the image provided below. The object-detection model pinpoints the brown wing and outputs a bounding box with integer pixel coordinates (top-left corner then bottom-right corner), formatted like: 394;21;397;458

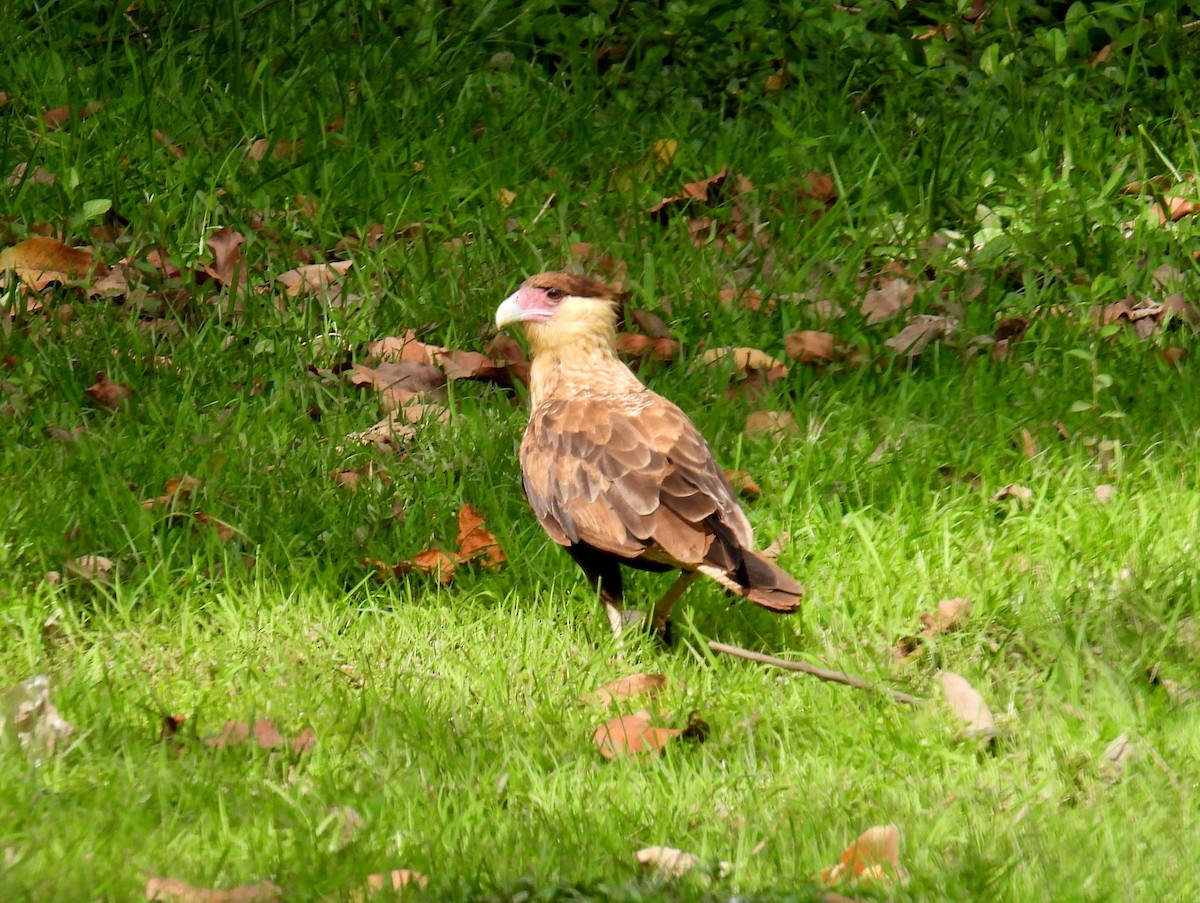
519;390;753;567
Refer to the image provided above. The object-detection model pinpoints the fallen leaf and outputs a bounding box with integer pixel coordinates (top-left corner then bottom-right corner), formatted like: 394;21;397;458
920;598;972;637
497;188;517;209
201;227;246;291
1094;484;1117;504
346;414;418;450
277;261;354;299
7;163;56;187
454;503;505;569
144;876;282;902
1151;197;1197;224
635;846;702;879
1099;732;1134;782
85;372;133;408
939;671;995;742
628;308;673;339
153;130;186;159
796;172;837;206
204;718;315;754
333;462;392;491
819;824;907;885
884;315;954;358
64;554;114;584
1;674;74;757
593;710;681;759
42;100;103;130
651;139;678;171
1;236;103;290
860;278;916;325
1019;429;1038;459
246;137;302;162
616;333;680;362
784;330;839;364
141;475;203;510
744;411;799;438
992;483;1032;504
724;469;761;498
647;167;729;219
699;346;788;376
348;360;447;400
587;674;668;707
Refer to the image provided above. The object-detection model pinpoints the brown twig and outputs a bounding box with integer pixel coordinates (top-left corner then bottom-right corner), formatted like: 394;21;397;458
708;641;924;707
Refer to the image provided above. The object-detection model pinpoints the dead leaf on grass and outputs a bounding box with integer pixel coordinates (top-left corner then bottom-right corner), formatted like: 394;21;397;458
724;469;761;498
884;315;955;359
586;673;668;707
333;462;392;491
64;554;114;584
247;137;303;162
920;598;972;637
1094;484;1118;504
699;347;788;376
635;845;731;881
1018;429;1038;459
141;475;203;510
85;372;133;408
860;278;916;325
204;718;315;754
276;260;353;298
1099;731;1134;782
593;710;680;759
784;330;840;364
201;227;245;291
346;414;418;450
1;674;74;757
1;236;103;290
153;130;186;159
939;671;995;742
647;167;729;219
744;410;799;438
819;824;907;885
42;100;104;130
616;333;680;363
992;483;1033;504
372;504;504;584
7;162;56;187
144;876;282;902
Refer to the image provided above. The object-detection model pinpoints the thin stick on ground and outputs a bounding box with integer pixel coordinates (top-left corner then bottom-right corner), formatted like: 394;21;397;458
708;641;924;708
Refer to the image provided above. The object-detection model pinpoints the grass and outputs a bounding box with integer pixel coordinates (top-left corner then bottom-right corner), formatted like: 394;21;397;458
2;2;1200;900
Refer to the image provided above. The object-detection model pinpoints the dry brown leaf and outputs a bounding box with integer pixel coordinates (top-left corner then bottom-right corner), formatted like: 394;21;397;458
635;846;703;879
42;100;103;130
64;554;113;584
939;671;995;742
593;710;681;759
247;137;302;162
1099;731;1134;782
204;718;315;754
744;411;799;438
153;130;186;159
628;308;672;339
333;462;391;491
201;227;245;291
1019;429;1038;459
455;503;505;569
1152;197;1198;224
141;475;203;510
7;163;56;187
497;188;517;209
616;333;680;362
992;483;1033;504
85;372;133;408
819;824;907;885
796;172;837;206
647;167;729;218
724;469;761;498
920;598;972;637
348;361;448;401
587;673;668;707
346;414;418;450
144;876;282;902
1;674;74;756
860;278;916;325
276;260;353;298
784;330;839;364
884;315;954;358
700;347;788;375
1;236;103;290
1094;484;1118;504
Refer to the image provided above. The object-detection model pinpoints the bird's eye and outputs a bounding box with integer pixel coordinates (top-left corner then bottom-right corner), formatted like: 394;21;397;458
545;287;564;301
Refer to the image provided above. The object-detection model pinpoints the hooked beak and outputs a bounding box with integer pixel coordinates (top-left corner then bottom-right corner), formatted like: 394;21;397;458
494;292;524;329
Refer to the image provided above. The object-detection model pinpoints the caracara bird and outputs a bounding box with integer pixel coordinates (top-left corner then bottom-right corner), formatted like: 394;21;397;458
495;271;803;640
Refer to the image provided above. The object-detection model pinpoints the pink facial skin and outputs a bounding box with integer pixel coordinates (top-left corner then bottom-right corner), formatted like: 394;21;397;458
495;285;562;327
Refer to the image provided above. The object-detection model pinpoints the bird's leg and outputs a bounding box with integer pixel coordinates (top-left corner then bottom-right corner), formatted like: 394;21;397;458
650;571;700;639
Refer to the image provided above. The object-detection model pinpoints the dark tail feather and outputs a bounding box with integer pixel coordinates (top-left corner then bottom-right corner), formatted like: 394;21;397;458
697;548;803;613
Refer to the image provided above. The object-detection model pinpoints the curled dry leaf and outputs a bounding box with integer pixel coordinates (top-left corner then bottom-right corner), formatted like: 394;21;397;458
153;129;186;159
42;100;104;130
1;674;74;757
884;315;955;359
724;469;761;498
992;483;1033;504
920;598;972;637
141;475;203;510
628;308;672;340
819;824;907;885
587;673;667;707
635;846;730;881
796;171;837;205
939;671;995;742
744;410;799;438
346;414;417;451
200;227;246;292
1;236;103;290
616;333;680;362
647;166;729;218
1099;731;1134;783
247;137;303;162
144;876;282;903
373;504;504;584
277;260;353;298
7;162;56;187
593;710;681;760
204;718;315;754
65;554;114;584
85;372;133;408
699;346;788;376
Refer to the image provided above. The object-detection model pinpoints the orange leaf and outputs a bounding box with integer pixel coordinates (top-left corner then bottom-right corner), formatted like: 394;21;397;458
1;236;103;290
276;260;353;298
593;711;680;759
587;673;667;707
819;824;906;885
455;503;505;568
85;372;132;408
784;330;838;364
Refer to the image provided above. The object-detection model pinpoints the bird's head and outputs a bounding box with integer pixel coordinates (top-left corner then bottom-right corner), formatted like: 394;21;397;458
495;271;621;357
